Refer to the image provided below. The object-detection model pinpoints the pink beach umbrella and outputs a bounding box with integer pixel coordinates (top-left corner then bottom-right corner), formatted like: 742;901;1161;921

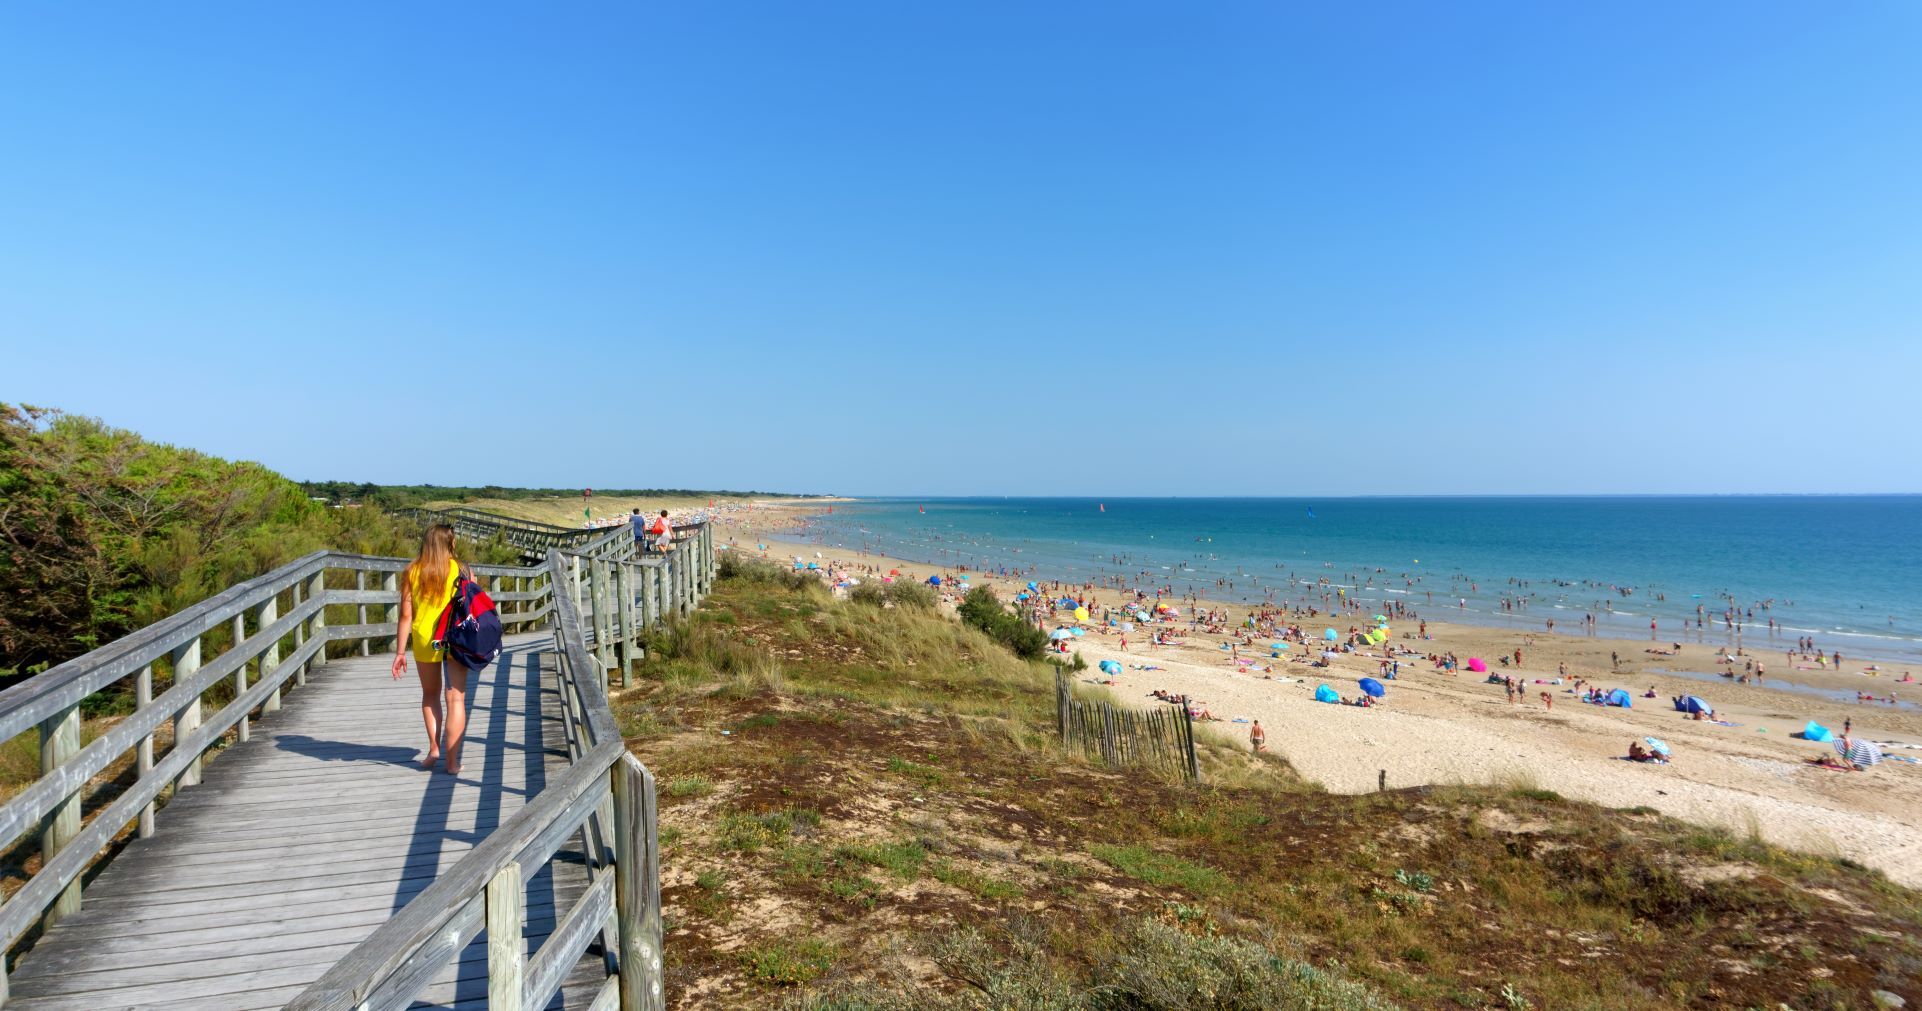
1467;657;1488;673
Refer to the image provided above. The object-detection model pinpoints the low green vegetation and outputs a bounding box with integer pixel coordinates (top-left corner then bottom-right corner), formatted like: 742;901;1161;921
1088;843;1228;897
744;937;838;986
0;405;422;675
957;585;1049;659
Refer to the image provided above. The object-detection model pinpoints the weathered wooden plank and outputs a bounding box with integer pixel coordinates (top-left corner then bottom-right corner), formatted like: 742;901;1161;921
524;867;613;1011
487;862;526;1011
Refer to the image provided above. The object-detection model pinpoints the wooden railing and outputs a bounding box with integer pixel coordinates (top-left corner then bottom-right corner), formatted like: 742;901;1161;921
287;521;712;1011
0;517;716;1010
396;506;618;559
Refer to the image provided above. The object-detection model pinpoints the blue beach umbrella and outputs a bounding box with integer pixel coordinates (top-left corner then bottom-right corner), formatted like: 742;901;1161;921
1057;597;1078;608
1323;628;1339;641
1099;660;1123;675
1358;677;1386;698
1314;684;1340;704
1644;737;1671;758
1070;628;1085;637
1049;629;1074;641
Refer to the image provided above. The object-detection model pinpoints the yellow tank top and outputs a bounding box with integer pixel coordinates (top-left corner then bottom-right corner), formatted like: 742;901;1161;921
410;560;461;655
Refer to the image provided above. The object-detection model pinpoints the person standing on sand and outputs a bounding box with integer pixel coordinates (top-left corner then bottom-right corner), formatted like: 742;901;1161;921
390;524;471;776
1250;720;1266;753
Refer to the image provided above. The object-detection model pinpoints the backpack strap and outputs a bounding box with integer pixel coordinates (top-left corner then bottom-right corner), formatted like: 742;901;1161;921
430;563;463;649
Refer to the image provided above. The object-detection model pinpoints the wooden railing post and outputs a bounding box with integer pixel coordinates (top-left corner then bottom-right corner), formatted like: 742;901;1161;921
571;557;585;629
643;563;660;630
232;611;250;743
290;580;305;682
613;760;663;1011
684;545;699;618
700;525;714;598
136;663;157;837
258;595;282;714
38;702;82;927
383;571;399;650
304;569;327;681
486;862;525;1011
171;636;203;790
357;570;370;656
616;563;637;688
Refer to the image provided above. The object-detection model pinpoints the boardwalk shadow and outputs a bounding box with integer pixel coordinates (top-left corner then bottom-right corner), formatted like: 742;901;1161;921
273;735;422;767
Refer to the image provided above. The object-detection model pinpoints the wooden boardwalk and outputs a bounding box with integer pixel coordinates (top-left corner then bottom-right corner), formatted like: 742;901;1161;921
7;633;604;1011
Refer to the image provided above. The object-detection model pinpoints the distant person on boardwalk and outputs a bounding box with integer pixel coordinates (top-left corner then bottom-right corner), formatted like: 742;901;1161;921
390;524;471;776
630;507;647;552
651;510;673;553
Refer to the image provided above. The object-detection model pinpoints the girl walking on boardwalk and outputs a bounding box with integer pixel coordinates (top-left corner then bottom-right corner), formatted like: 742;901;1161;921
390;524;471;775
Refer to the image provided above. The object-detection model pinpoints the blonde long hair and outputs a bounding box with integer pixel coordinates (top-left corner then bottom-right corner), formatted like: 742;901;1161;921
408;524;459;605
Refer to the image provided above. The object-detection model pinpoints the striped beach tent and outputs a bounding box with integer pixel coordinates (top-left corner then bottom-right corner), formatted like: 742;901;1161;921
1836;738;1883;768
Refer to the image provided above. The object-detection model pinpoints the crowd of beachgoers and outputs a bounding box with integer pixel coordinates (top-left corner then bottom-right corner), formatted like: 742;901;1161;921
722;504;1922;885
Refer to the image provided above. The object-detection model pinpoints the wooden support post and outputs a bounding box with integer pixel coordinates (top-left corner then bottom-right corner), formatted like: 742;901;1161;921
136;663;157;837
485;862;525;1011
39;702;82;927
357;570;370;656
642;564;659;630
258;595;282;714
383;571;400;649
232;611;250;743
571;557;585;628
701;525;714;597
684;545;699;618
305;570;327;680
171;636;203;790
616;563;637;687
290;581;305;686
613;761;664;1011
588;559;607;672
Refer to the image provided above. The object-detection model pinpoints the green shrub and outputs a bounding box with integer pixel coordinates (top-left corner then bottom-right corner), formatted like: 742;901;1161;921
849;582;887;608
719;553;817;590
780;916;1395;1010
744;937;838;986
958;587;1048;659
1099;918;1398;1010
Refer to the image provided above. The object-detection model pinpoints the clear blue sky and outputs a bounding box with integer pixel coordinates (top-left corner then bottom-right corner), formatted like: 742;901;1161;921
4;2;1917;496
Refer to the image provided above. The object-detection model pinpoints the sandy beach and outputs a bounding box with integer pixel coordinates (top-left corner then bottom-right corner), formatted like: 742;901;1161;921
726;504;1922;887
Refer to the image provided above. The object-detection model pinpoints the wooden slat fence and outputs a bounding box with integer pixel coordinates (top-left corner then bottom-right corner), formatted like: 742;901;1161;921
1055;672;1199;782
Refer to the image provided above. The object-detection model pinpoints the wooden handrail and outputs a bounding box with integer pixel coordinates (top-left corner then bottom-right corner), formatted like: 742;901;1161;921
0;514;713;1009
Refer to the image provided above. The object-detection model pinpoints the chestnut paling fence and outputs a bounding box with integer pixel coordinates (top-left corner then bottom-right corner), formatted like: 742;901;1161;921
0;515;715;1010
1055;671;1199;782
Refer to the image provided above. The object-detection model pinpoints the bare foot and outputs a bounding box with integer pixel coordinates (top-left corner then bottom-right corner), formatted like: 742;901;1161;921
444;753;462;777
420;751;440;770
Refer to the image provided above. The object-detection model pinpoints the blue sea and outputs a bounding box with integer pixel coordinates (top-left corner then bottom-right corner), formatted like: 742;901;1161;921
784;497;1922;665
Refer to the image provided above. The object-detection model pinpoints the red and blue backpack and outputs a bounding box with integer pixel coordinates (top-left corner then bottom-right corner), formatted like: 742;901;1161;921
431;566;503;672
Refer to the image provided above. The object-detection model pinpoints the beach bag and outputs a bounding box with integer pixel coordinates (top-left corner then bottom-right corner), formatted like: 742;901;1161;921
432;566;503;673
